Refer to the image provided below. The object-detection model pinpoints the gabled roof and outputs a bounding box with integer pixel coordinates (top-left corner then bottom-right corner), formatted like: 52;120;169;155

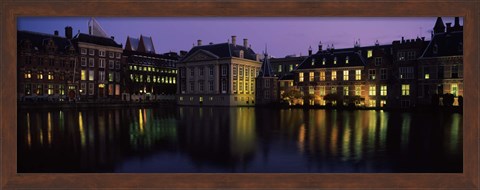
125;37;140;51
72;33;122;48
258;53;274;77
420;31;463;58
296;50;366;70
17;30;74;54
181;42;258;62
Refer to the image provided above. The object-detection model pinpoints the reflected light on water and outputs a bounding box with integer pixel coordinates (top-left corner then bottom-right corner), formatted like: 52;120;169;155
78;112;86;148
47;112;52;145
26;112;31;148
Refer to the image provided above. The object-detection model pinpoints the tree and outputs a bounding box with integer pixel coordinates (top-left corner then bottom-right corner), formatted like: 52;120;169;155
323;93;339;103
442;93;454;107
458;96;463;107
281;89;303;105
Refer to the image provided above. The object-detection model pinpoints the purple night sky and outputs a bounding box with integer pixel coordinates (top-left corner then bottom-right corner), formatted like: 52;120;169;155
17;17;462;58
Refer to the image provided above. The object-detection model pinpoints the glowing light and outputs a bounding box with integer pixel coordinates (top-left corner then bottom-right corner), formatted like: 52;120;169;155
27;112;31;147
47;112;52;145
298;124;306;153
78;112;86;148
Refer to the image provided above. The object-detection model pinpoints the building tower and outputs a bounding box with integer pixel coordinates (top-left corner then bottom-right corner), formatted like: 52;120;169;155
255;46;279;105
433;17;446;35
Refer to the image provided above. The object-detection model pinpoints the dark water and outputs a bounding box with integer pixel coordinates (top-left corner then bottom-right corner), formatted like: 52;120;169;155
17;106;462;173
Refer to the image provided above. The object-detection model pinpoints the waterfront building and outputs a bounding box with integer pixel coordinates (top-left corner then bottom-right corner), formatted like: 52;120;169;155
388;36;429;108
17;29;78;102
418;17;463;106
363;42;394;108
293;44;367;106
71;32;123;101
255;49;279;105
177;36;261;106
123;35;179;101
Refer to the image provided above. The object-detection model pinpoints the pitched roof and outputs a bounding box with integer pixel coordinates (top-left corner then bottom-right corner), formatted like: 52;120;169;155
17;30;74;54
182;42;258;62
296;50;366;70
420;31;463;58
72;33;122;48
258;53;274;77
125;37;140;51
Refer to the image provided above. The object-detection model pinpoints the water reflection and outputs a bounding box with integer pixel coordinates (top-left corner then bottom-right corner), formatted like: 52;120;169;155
18;107;462;173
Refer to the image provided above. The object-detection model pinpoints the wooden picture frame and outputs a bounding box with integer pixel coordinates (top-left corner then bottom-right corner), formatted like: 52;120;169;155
1;0;478;189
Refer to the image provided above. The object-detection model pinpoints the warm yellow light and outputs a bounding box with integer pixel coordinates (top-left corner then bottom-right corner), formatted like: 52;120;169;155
425;74;430;79
98;84;105;88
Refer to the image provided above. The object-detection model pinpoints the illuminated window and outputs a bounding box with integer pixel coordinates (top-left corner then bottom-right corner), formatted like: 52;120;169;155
80;83;86;95
299;72;304;82
425;74;430;79
47;71;54;80
116;85;121;96
322;58;326;65
311;58;315;66
369;100;376;107
37;71;43;80
108;73;114;82
47;84;54;95
320;71;325;81
319;86;325;96
331;71;337;81
289;64;293;71
367;50;373;58
331;86;337;94
108;84;113;95
345;56;349;64
343;70;349;81
88;70;94;81
334;57;337;65
24;70;32;79
369;69;376;80
309;72;314;81
309;86;314;95
355;85;361;96
369;85;376;96
402;84;410;96
380;100;387;107
343;86;349;96
355;70;361;80
380;85;387;96
451;83;458;96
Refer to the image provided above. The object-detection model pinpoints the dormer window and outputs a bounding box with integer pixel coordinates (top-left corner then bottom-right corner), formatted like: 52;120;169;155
334;57;337;64
367;50;373;58
311;58;315;66
433;44;438;54
239;50;244;58
322;58;326;65
345;56;349;64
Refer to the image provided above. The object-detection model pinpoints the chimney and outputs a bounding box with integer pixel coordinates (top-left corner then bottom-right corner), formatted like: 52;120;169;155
197;40;202;46
454;17;460;27
243;38;248;48
65;26;72;39
446;23;452;32
231;36;236;46
111;36;114;40
401;37;405;43
318;41;323;51
54;30;59;36
308;46;312;55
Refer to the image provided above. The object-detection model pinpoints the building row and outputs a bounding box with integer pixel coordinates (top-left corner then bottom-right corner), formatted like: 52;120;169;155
261;17;463;108
17;18;179;102
17;17;463;109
